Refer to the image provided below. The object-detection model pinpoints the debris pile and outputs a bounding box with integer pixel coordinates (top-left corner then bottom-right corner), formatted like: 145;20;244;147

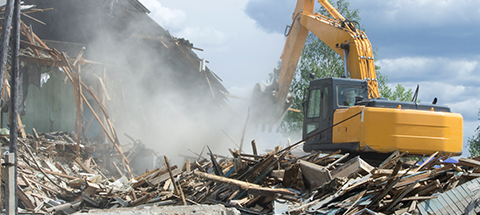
5;133;480;214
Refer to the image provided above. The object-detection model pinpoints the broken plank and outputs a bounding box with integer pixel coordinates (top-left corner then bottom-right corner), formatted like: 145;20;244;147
412;151;438;173
313;150;341;164
134;167;160;181
20;40;52;53
325;153;349;170
164;156;181;196
193;171;295;196
394;171;433;188
20;55;67;67
458;158;480;168
148;168;183;186
248;186;297;198
371;169;416;177
43;170;80;180
75;157;95;174
17;186;35;210
385;180;420;212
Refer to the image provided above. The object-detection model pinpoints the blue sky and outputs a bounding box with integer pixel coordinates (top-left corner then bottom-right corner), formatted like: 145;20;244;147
142;0;480;155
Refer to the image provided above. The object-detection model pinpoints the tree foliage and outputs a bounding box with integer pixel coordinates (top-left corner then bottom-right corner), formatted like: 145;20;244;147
468;110;480;157
278;0;414;135
377;73;414;102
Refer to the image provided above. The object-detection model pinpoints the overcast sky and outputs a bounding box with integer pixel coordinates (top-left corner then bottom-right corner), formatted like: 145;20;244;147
141;0;480;156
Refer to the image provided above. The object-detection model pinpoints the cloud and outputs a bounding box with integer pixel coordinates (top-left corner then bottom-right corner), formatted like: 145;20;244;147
242;0;480;59
350;0;480;28
176;26;228;51
140;0;187;33
378;56;480;86
140;1;231;54
347;0;480;58
449;98;480;121
244;0;296;34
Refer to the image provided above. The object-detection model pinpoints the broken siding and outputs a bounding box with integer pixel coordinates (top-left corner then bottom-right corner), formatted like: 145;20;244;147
22;67;75;133
417;177;480;214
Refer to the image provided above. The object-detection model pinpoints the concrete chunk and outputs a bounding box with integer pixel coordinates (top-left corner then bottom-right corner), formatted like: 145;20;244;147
299;160;332;190
330;156;373;179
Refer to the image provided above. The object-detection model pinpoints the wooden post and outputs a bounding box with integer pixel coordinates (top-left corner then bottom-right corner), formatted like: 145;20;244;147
7;1;21;213
164;156;186;204
74;64;83;155
251;140;258;157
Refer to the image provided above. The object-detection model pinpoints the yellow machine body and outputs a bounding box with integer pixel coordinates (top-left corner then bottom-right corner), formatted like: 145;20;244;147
332;106;463;156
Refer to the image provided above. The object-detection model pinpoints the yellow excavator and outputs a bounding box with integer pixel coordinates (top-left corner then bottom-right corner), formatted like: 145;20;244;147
251;0;463;156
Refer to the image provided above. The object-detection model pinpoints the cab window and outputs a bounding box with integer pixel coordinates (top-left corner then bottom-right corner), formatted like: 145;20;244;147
322;86;329;119
307;89;321;118
338;86;361;107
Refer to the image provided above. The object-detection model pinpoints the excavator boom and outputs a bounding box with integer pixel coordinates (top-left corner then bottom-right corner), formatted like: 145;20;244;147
278;0;379;100
251;0;378;129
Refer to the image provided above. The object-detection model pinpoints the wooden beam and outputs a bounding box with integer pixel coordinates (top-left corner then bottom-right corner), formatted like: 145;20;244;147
193;171;295;196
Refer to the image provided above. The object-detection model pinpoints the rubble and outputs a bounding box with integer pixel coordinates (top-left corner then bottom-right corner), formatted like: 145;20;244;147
2;131;480;214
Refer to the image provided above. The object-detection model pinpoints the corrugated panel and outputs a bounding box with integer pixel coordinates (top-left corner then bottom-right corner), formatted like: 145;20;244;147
417;177;480;215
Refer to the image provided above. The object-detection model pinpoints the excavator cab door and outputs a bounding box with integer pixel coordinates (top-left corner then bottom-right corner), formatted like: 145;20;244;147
303;79;334;149
303;78;368;152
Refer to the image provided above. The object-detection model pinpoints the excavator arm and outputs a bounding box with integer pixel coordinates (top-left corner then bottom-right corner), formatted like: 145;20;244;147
277;0;379;100
252;0;379;128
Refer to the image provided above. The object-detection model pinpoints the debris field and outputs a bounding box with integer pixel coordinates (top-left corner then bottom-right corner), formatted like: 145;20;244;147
4;132;480;214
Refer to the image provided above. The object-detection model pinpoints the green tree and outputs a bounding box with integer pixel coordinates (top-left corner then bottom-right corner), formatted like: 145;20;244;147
468;109;480;157
278;0;414;135
378;73;414;102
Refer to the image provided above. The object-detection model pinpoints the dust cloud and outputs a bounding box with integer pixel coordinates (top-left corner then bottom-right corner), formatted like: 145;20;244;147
22;0;299;171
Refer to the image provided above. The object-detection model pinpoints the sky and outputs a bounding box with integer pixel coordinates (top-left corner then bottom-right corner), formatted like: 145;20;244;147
140;0;480;156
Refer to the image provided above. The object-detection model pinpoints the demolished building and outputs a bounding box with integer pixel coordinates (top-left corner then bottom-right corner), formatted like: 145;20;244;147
4;0;239;172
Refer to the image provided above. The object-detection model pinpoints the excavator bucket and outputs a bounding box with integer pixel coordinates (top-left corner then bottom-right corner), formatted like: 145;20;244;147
250;82;293;132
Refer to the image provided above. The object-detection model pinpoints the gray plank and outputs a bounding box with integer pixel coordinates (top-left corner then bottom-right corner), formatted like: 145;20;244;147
417;199;436;215
417;202;428;215
456;185;473;200
464;179;480;194
441;190;465;212
455;186;474;209
436;194;457;215
446;189;468;210
423;197;445;215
